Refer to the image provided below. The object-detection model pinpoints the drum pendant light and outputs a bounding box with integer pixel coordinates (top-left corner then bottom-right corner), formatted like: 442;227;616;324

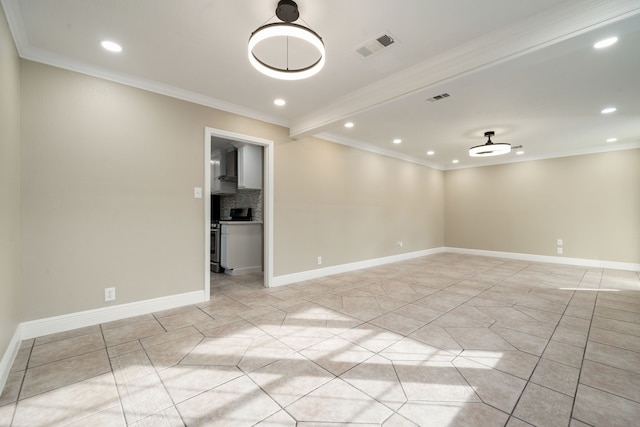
248;0;325;80
469;131;511;157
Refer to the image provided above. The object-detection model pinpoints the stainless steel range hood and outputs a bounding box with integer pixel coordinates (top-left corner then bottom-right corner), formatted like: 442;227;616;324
218;149;237;182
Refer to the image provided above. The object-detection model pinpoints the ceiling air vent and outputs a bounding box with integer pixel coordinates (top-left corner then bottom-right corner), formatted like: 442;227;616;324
426;93;451;102
355;33;396;58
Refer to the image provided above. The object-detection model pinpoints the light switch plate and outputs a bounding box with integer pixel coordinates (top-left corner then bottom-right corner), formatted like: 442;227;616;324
194;187;202;199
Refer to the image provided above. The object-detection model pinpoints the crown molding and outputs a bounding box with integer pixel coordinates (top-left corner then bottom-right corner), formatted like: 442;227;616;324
445;141;640;170
1;0;290;129
318;132;640;171
316;132;444;170
289;0;640;139
18;46;290;128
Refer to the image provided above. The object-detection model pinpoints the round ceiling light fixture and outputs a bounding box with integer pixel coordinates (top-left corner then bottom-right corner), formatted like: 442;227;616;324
248;0;325;80
469;131;511;157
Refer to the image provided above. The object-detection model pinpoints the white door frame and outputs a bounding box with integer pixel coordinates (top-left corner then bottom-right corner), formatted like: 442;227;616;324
203;127;274;298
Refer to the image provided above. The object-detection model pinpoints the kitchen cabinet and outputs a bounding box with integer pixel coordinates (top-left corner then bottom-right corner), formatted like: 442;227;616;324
236;144;262;190
220;222;262;275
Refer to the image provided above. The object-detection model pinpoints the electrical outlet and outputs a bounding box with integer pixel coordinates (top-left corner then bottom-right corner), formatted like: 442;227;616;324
396;241;403;248
557;247;563;255
317;256;322;265
557;239;563;246
104;287;116;302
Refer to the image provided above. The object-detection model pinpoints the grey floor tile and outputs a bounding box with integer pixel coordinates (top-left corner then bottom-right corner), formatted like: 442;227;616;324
513;382;573;427
573;383;640;427
285;378;393;424
340;354;407;410
459;349;539;380
584;341;640;374
394;360;481;402
20;349;111;399
248;352;334;407
28;332;105;367
530;358;580;397
159;364;243;404
542;340;584;368
399;401;508;427
12;373;119;427
453;357;526;413
588;326;640;353
102;319;166;347
176;375;280;426
34;325;101;346
0;370;24;406
580;359;640;403
444;327;515;351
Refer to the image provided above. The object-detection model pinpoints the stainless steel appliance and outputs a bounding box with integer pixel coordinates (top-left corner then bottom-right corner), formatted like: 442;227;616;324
210;222;221;272
229;207;252;221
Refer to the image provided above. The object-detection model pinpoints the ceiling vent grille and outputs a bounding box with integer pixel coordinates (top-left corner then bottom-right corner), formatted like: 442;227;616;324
355;33;396;58
426;93;451;102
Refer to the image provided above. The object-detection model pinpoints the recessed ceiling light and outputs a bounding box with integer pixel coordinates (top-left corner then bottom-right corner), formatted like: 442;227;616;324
273;98;286;106
101;40;122;53
426;151;435;156
393;139;402;144
344;122;354;128
516;151;524;155
452;159;459;164
606;137;618;143
601;107;617;114
594;37;618;49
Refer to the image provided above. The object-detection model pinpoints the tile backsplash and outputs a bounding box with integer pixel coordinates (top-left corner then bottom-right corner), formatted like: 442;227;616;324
221;190;262;221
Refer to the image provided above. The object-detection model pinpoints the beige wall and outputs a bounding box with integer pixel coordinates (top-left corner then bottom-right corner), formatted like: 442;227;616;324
0;6;21;361
19;61;286;320
444;150;640;264
19;61;443;321
274;137;444;275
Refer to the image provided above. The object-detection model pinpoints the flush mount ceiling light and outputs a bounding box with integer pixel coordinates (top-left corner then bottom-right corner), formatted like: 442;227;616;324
248;0;325;80
469;131;511;157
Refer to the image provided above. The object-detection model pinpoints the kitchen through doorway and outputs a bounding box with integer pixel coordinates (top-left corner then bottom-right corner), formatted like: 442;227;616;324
203;127;274;299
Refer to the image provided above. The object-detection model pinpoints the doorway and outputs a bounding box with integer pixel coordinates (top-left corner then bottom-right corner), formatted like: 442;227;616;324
203;127;274;300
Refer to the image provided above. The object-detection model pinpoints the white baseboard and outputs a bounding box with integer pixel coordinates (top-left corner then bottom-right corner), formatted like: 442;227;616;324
20;290;206;340
1;290;205;394
445;247;640;272
0;326;22;396
271;248;445;287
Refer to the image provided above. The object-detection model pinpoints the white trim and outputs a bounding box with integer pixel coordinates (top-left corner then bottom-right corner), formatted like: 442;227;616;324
316;132;443;170
204;131;212;300
0;326;22;395
272;248;445;287
445;247;640;272
20;290;205;340
6;42;288;129
446;142;640;170
272;246;640;288
204;127;274;288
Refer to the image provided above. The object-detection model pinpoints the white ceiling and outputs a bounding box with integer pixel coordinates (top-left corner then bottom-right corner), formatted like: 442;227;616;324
3;0;640;169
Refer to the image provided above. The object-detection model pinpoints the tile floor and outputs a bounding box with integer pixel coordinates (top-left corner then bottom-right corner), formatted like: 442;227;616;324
1;253;639;426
